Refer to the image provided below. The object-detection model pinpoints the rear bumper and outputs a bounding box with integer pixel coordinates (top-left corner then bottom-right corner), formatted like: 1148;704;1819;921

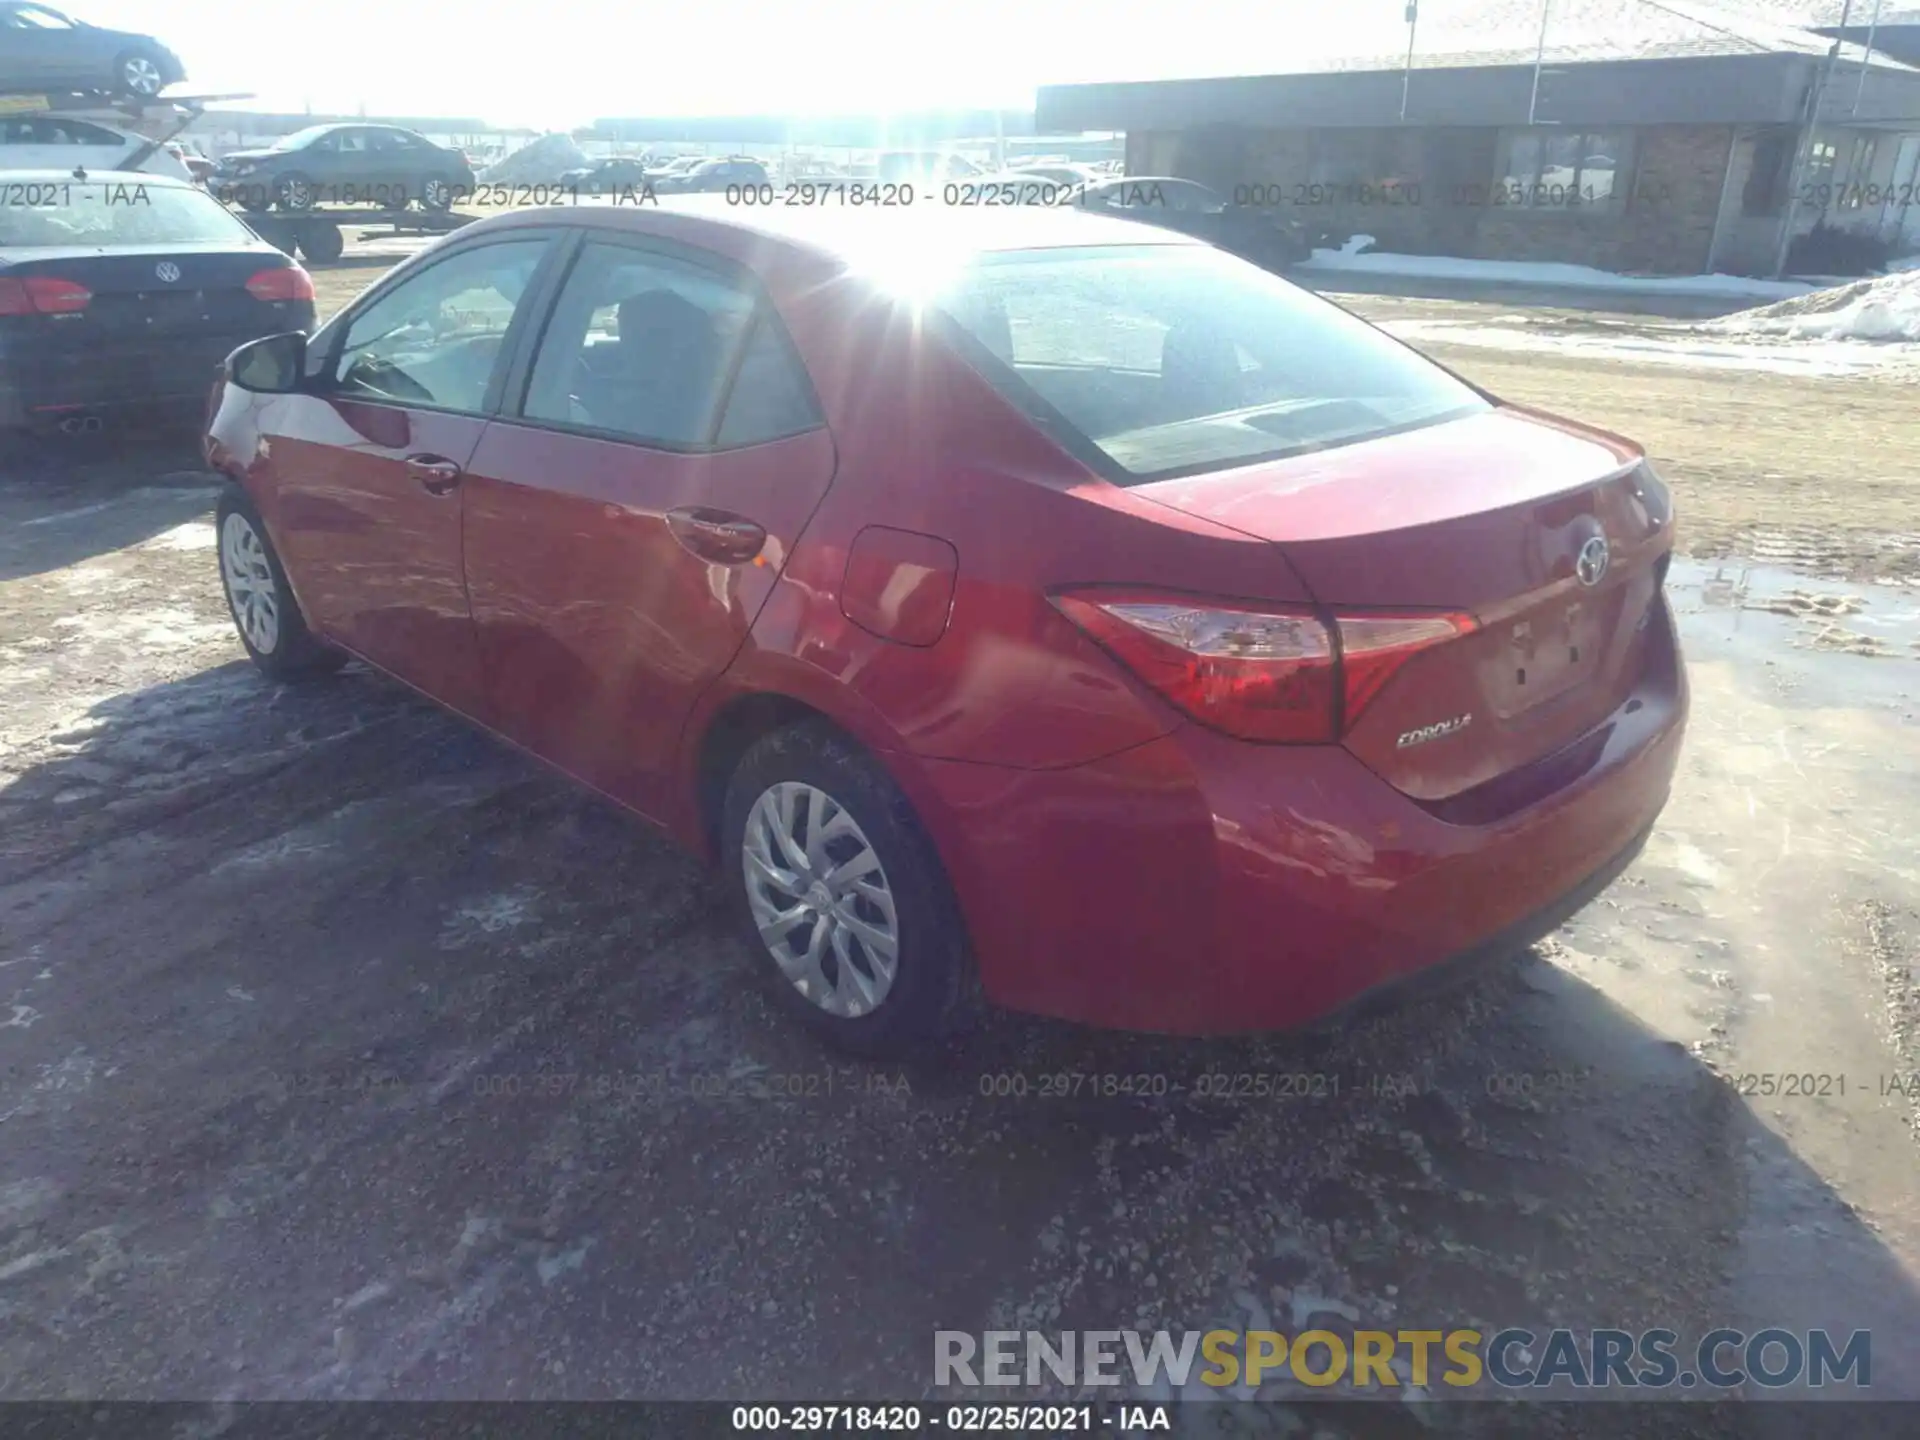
0;328;291;428
910;601;1688;1034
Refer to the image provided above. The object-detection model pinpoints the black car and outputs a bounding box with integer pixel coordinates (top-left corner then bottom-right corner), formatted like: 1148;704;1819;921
0;2;185;98
1066;176;1312;271
0;171;314;433
558;156;653;195
212;123;475;213
652;157;769;194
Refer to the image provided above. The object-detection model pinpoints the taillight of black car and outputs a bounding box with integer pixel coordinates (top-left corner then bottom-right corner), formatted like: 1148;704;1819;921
0;276;92;315
245;266;316;303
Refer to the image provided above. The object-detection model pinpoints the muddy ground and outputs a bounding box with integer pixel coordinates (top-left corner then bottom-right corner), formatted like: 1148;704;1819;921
1;283;1918;1429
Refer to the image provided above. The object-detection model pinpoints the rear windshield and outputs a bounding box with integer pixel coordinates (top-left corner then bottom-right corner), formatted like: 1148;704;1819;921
930;244;1488;483
0;181;258;249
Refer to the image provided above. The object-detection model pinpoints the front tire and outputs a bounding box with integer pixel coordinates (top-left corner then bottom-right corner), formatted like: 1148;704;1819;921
421;176;456;211
721;721;977;1058
275;172;316;212
216;489;344;682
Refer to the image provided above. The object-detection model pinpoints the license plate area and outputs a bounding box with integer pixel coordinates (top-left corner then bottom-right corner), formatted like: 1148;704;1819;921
1496;595;1611;718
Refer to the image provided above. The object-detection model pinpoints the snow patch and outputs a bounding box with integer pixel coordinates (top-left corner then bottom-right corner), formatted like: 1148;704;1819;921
438;888;542;948
143;521;218;552
1381;319;1920;376
1704;269;1920;342
1303;247;1815;301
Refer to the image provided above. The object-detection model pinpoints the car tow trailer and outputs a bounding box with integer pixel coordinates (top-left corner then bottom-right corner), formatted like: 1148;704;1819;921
231;207;478;266
0;86;252;151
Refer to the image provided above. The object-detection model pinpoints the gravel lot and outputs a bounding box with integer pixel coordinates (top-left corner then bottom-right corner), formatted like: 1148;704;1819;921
2;281;1918;1429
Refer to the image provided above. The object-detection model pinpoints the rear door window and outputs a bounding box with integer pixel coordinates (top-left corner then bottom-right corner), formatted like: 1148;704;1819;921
518;239;760;448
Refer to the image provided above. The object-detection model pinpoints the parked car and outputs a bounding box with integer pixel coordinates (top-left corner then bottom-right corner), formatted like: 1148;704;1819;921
203;200;1687;1057
0;2;184;97
166;140;213;184
211;123;474;213
559;156;653;195
1006;162;1105;187
0;112;190;179
643;155;702;182
1067;175;1312;270
651;156;768;194
1;170;313;434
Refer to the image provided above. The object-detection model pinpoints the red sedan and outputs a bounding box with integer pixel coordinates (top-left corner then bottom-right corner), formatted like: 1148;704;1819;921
204;199;1687;1056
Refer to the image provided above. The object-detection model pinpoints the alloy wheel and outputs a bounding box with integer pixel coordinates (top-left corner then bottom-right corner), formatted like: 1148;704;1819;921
121;56;163;95
221;511;281;655
741;781;899;1018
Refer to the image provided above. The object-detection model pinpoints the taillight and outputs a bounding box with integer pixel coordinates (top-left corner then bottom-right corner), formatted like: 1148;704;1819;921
246;265;314;302
0;275;92;315
1052;589;1476;744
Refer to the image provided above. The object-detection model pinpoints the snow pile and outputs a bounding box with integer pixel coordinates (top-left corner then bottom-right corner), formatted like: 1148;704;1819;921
479;134;587;185
1299;246;1816;302
1704;269;1920;342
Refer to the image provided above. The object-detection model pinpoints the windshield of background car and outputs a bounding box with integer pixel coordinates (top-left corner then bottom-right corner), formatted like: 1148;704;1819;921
930;243;1488;483
0;182;259;247
9;5;74;26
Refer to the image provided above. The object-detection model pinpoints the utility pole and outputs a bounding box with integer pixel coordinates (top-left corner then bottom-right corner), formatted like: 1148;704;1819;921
1771;0;1855;278
1854;0;1886;116
1528;0;1552;125
1400;2;1418;122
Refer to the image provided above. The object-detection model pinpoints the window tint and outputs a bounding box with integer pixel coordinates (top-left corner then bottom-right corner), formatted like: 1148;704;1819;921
332;240;548;412
1492;127;1633;212
932;245;1486;484
11;5;75;27
522;241;754;447
716;315;821;446
0;118;122;145
0;182;257;247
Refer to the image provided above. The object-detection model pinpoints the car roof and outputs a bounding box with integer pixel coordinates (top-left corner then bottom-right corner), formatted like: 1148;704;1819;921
0;167;194;188
464;193;1199;271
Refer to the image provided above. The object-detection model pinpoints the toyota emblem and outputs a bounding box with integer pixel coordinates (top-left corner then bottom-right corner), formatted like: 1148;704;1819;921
155;262;181;283
1575;535;1611;587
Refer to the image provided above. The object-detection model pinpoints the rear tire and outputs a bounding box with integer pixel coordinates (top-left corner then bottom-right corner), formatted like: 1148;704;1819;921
297;223;344;264
216;488;344;682
721;720;978;1058
112;48;166;97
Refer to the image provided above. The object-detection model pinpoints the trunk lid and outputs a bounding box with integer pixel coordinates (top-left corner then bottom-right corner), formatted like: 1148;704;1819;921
1134;406;1673;802
2;244;302;340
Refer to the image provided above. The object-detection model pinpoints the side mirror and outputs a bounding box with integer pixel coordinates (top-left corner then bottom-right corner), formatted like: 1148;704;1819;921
227;331;308;394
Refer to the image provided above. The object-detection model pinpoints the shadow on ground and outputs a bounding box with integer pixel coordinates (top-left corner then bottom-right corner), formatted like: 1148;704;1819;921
0;664;1914;1426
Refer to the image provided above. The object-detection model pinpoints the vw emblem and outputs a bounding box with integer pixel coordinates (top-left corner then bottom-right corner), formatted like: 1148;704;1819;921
155;262;181;283
1575;535;1611;587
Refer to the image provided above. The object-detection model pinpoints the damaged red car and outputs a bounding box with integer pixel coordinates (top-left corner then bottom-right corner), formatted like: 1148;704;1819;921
204;199;1687;1056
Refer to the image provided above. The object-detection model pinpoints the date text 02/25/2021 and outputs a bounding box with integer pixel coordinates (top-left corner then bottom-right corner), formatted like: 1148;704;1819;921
729;1405;1168;1432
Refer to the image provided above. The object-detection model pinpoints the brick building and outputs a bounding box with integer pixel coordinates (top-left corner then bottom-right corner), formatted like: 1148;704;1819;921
1035;0;1920;275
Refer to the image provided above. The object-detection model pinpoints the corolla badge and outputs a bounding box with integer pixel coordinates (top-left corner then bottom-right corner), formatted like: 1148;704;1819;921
155;261;181;283
1396;714;1472;749
1576;534;1611;587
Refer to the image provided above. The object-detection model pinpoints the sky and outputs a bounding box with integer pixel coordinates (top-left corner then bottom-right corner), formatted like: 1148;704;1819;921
58;0;1425;128
59;0;1806;130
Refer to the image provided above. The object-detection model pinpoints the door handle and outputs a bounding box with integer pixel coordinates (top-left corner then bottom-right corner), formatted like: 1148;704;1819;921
405;454;462;495
666;506;768;564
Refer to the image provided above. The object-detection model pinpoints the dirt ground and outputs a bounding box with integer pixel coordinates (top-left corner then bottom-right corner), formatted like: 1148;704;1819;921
2;281;1918;1425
